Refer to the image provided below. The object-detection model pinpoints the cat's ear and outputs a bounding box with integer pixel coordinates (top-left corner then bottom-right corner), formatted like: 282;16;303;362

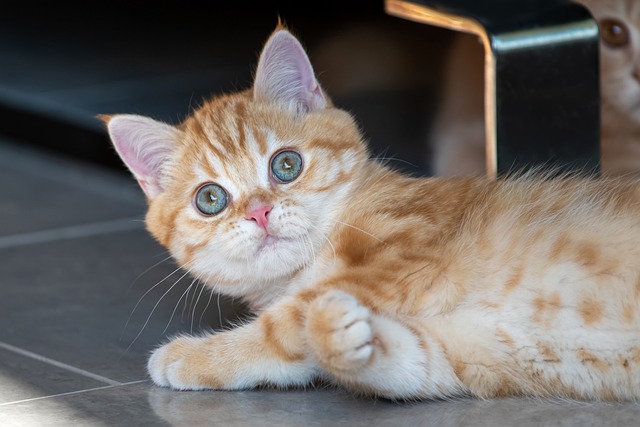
100;114;182;199
253;28;326;114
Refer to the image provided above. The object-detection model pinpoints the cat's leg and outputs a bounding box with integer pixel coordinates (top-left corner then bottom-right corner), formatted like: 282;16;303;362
147;299;317;390
148;289;469;398
305;290;467;400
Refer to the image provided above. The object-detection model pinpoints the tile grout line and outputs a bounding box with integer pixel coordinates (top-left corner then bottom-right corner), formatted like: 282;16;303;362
0;380;149;407
0;341;122;386
0;217;145;249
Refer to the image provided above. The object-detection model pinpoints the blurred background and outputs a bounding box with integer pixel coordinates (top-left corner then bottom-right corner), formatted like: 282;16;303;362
0;0;455;176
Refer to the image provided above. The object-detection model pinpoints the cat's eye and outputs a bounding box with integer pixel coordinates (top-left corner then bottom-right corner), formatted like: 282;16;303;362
600;19;630;48
194;183;228;216
271;150;303;183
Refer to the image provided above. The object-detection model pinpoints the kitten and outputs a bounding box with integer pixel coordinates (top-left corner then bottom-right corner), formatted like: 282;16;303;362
103;27;640;401
431;0;640;177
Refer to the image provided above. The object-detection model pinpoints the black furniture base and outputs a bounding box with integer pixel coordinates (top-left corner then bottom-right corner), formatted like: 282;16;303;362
387;0;601;177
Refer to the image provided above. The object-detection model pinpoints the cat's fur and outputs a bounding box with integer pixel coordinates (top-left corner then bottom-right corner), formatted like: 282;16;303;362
104;27;640;401
431;0;640;177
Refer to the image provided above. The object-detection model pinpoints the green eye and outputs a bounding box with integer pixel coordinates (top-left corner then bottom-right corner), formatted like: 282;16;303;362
194;184;228;216
271;150;303;183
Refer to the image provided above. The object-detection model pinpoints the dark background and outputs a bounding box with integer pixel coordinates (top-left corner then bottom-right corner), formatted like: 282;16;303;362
0;0;455;176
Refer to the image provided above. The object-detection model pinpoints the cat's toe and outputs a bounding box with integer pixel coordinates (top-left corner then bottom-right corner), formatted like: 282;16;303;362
333;319;374;369
148;344;172;387
147;337;209;390
307;290;374;372
319;290;370;329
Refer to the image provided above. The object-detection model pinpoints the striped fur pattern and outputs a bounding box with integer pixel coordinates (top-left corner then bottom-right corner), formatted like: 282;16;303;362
104;27;640;401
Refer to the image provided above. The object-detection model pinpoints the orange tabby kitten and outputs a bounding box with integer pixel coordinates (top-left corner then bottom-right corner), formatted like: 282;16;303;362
103;27;640;401
431;0;640;177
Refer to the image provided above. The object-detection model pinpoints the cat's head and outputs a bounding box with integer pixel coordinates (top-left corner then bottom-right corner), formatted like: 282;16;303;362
578;0;640;124
102;28;368;303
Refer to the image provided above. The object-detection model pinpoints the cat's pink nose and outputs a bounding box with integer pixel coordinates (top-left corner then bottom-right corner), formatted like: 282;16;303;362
246;204;272;231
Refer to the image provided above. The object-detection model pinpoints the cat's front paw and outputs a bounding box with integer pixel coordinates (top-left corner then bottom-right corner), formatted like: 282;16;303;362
148;336;216;390
306;290;373;373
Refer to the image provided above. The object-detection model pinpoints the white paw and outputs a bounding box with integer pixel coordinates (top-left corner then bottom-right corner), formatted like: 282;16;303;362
146;337;209;390
307;290;374;372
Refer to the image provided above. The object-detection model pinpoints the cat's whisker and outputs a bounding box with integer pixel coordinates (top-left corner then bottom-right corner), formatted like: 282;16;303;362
198;286;216;329
161;276;198;336
300;232;316;270
334;220;385;243
292;234;312;273
181;278;197;321
303;230;319;270
288;222;314;269
216;292;224;330
371;155;417;169
184;269;203;320
119;264;185;342
125;269;191;352
191;282;208;334
302;218;337;263
126;253;173;293
205;273;224;324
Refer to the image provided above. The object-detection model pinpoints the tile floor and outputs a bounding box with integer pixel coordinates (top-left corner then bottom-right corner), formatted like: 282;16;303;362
2;138;640;426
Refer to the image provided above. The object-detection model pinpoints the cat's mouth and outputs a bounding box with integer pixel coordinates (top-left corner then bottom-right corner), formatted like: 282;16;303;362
261;235;279;248
256;234;291;252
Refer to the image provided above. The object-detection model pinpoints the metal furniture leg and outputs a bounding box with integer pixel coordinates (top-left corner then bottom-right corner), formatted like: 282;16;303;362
386;0;600;178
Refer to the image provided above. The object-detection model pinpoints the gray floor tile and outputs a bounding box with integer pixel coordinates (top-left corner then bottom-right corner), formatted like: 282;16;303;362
0;381;165;427
3;380;639;427
0;346;106;405
145;390;640;427
0;228;245;384
0;139;144;236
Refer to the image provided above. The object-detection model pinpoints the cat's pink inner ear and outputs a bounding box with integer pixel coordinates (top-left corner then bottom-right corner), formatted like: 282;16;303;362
106;115;181;198
253;29;326;114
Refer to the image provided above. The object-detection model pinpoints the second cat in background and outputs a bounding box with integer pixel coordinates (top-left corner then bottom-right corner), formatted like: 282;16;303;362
431;0;640;177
